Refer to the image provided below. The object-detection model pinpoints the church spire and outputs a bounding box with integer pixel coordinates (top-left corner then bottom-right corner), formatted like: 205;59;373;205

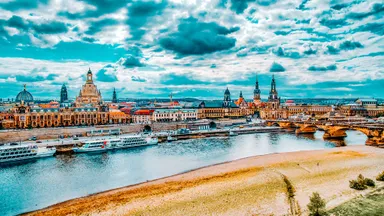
268;75;278;101
254;73;261;101
239;91;243;98
112;88;117;103
60;83;68;103
86;68;93;84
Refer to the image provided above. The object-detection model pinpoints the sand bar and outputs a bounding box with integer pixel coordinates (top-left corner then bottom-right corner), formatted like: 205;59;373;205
26;145;384;216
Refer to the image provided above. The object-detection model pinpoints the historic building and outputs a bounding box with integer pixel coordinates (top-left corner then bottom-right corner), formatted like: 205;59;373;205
152;109;198;122
60;84;68;103
0;69;130;129
185;88;247;119
112;88;117;103
16;85;33;103
75;68;102;107
339;98;384;117
259;75;288;119
253;75;261;105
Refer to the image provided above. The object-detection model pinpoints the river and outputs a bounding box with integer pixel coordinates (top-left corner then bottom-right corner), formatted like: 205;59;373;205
0;130;367;215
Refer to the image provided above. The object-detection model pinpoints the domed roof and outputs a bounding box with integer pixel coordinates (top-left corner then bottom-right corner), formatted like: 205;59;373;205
16;84;34;103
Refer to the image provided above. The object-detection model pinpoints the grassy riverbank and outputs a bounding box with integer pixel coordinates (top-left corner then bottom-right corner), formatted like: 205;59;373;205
27;145;384;216
330;187;384;216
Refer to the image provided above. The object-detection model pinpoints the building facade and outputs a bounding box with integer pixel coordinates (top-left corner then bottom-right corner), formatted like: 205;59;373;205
152;109;198;122
259;75;288;119
75;68;102;107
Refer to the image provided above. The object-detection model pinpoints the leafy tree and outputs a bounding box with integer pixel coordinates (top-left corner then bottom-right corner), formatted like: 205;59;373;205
307;192;328;216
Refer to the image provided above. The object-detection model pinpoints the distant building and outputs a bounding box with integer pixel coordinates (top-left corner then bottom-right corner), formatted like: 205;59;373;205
112;88;118;103
133;109;154;124
60;84;68;103
260;75;288;119
152;109;198;122
16;84;33;103
75;68;102;107
355;98;377;108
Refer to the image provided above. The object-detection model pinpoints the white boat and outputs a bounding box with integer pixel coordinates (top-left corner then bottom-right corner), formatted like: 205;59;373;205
108;138;121;149
73;140;109;153
167;135;178;142
146;136;159;145
37;147;56;158
118;135;157;148
0;144;56;163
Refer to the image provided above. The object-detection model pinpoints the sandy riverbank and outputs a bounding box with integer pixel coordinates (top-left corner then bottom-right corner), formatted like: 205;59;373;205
27;145;384;216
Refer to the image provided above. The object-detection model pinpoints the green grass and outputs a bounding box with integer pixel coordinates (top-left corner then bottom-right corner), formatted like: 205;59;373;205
330;187;384;216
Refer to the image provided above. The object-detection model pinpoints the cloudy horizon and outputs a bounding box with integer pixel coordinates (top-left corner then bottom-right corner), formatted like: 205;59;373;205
0;0;383;100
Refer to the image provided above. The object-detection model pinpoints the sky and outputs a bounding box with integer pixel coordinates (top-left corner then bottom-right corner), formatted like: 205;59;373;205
0;0;383;100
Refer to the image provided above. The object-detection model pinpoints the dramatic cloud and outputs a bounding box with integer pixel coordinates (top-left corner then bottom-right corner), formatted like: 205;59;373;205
0;0;49;11
96;67;118;82
269;62;285;72
126;0;168;40
159;17;239;56
339;41;363;51
59;0;129;19
308;64;337;71
0;0;383;99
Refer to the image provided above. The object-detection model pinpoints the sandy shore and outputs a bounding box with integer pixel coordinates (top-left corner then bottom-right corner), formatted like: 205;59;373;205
27;145;384;216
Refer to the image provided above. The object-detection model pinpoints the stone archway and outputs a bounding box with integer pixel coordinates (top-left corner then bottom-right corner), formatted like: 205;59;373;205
209;121;217;129
143;125;152;133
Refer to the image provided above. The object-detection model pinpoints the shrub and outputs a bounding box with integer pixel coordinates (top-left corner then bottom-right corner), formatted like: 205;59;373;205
307;192;328;216
349;174;376;190
349;174;367;190
364;178;375;187
376;171;384;181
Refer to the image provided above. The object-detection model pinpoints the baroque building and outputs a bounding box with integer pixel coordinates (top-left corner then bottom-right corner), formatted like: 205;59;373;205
16;84;33;103
253;75;261;105
260;75;288;119
1;69;130;129
75;68;102;107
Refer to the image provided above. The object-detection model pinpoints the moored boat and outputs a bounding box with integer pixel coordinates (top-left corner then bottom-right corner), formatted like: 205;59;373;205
229;130;238;136
0;144;56;163
73;140;108;153
167;135;178;142
118;135;155;148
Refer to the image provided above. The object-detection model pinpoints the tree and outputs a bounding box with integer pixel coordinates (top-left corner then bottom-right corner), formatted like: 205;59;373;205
307;192;328;216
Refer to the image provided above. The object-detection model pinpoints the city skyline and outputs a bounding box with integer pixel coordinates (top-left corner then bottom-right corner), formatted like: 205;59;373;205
0;0;383;99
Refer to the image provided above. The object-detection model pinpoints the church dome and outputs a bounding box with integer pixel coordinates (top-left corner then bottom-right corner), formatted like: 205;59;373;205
16;85;34;103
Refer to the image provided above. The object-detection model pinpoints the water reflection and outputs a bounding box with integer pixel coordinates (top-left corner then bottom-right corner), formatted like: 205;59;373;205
0;131;367;216
297;133;316;141
324;138;346;147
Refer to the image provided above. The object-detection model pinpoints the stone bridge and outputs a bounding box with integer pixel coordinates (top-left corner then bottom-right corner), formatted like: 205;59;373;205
266;120;384;146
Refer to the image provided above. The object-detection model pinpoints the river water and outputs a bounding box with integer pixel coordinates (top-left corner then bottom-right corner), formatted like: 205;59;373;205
0;130;366;215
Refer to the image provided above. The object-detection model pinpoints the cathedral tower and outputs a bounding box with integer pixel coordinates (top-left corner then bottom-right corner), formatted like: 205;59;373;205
253;74;261;103
60;84;68;103
112;88;117;103
223;87;231;107
267;75;280;110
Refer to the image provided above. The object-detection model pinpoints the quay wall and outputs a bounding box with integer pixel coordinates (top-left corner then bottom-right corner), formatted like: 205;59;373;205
0;123;178;143
0;118;247;143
